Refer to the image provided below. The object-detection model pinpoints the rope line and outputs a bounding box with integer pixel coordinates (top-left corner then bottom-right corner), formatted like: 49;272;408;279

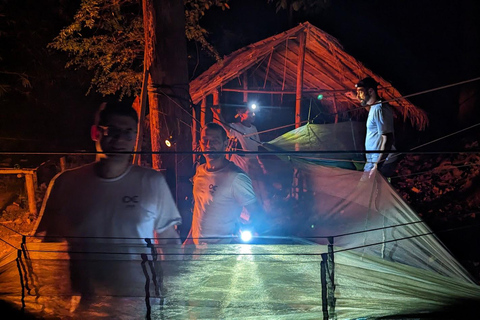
0;237;20;250
14;222;480;257
16;212;480;243
1;150;479;156
390;162;480;180
312;76;480;119
0;223;24;235
410;122;480;151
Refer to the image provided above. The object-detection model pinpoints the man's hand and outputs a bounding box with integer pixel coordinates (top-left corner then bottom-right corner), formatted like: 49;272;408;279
369;163;378;178
360;165;377;182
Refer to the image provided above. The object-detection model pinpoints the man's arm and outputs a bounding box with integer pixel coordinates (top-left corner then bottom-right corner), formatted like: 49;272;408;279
232;173;268;234
374;132;394;168
154;174;182;245
243;201;268;234
371;104;394;170
155;226;181;245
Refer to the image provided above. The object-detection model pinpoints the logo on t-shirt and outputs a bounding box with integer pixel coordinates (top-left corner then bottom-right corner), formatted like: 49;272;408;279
122;195;139;208
209;184;217;195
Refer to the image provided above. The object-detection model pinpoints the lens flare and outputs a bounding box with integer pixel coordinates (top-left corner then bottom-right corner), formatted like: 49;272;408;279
240;230;253;242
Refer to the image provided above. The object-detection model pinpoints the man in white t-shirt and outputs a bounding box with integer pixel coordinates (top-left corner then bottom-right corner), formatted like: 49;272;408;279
228;108;261;153
211;106;262;173
34;101;182;305
186;122;265;244
355;77;396;178
35;101;181;245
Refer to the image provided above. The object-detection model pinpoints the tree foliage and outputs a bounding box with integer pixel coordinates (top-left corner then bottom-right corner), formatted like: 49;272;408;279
50;0;229;97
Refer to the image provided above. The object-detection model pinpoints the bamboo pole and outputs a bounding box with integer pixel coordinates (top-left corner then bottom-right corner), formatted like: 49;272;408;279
243;73;248;103
213;90;220;124
59;157;66;172
192;104;198;163
332;94;339;124
295;30;306;128
24;173;37;216
132;67;149;166
201;97;207;128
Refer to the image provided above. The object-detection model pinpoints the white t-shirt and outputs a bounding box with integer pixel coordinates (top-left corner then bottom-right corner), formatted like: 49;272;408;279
365;102;395;171
35;163;181;244
191;161;257;244
228;122;261;152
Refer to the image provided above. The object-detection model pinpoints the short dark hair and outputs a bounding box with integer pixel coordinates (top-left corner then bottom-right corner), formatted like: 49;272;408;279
202;122;227;141
95;101;139;126
355;77;378;90
236;107;248;114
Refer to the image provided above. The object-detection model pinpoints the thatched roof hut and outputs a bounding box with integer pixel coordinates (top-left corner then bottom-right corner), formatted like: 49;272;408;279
190;22;428;130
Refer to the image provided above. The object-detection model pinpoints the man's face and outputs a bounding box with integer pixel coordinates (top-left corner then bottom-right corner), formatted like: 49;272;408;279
240;110;255;122
199;128;227;161
356;87;371;107
96;114;138;161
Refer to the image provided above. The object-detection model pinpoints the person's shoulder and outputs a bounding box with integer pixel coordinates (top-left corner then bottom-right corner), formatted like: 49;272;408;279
197;163;207;171
54;162;95;181
228;163;253;185
129;165;166;179
128;166;171;190
370;102;386;114
225;161;247;175
229;122;241;130
376;100;393;109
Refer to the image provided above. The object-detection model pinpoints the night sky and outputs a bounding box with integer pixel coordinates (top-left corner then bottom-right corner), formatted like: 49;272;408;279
1;0;480;152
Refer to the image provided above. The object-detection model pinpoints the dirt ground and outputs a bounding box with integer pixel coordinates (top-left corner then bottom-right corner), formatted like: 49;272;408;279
0;176;41;256
0;204;35;257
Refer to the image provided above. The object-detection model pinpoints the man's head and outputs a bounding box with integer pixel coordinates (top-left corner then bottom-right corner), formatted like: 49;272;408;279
236;107;255;123
91;101;139;161
355;77;379;107
199;122;228;161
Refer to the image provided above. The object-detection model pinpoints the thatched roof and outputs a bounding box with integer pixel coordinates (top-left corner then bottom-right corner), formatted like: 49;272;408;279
190;22;428;130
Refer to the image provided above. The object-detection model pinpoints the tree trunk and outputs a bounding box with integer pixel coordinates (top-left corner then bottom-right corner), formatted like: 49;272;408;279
143;0;193;239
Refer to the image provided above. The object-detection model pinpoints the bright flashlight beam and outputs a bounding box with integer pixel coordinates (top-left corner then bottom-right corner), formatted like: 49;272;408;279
240;230;253;242
165;140;172;148
250;103;257;110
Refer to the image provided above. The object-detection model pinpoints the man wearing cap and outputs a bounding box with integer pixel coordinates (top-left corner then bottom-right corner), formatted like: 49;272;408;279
211;106;262;174
355;77;395;177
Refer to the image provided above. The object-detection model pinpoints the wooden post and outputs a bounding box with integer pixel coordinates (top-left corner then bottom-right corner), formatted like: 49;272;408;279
192;104;198;163
132;67;148;166
143;0;193;240
201;97;207;128
243;73;248;103
332;95;339;124
24;173;37;216
59;157;66;172
326;237;336;319
213;90;220;124
0;168;38;216
295;30;306;128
